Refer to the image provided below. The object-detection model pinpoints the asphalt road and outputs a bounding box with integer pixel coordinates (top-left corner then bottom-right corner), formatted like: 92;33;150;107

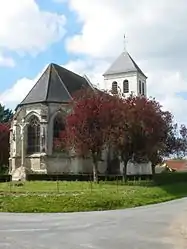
0;198;187;249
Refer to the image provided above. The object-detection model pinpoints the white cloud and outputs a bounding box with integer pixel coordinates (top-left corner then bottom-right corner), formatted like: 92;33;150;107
65;0;187;61
63;59;110;89
0;55;15;67
0;65;48;108
63;0;187;125
0;60;109;108
0;0;66;56
2;0;187;126
0;78;34;106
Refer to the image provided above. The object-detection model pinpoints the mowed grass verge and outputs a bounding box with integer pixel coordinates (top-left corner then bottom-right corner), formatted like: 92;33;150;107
0;181;186;213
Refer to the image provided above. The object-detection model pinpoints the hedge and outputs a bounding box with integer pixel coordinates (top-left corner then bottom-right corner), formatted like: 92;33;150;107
0;172;187;184
153;172;187;185
26;174;153;182
0;175;11;182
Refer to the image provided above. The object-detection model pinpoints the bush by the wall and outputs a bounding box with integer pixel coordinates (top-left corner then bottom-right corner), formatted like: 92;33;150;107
0;174;11;182
26;174;153;182
2;172;187;185
153;172;187;185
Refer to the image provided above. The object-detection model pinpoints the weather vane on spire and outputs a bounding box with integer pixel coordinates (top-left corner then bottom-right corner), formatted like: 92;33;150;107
123;34;126;52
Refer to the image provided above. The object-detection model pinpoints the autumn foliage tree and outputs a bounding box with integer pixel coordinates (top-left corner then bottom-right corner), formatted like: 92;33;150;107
58;88;176;181
111;95;174;176
0;104;12;173
63;88;124;182
0;123;10;173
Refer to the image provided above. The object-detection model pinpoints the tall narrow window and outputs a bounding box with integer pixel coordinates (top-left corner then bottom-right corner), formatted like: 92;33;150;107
27;116;40;154
112;81;118;94
142;82;145;96
139;80;142;95
123;80;129;93
53;113;65;152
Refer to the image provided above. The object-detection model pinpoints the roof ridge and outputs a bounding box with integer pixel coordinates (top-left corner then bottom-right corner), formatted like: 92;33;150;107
52;64;72;100
52;63;85;80
127;53;147;77
45;64;53;102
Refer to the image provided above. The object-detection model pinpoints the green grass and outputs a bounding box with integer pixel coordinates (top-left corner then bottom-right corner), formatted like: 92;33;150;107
0;180;186;212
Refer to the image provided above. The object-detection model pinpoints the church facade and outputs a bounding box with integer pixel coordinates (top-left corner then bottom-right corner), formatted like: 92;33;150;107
9;48;147;180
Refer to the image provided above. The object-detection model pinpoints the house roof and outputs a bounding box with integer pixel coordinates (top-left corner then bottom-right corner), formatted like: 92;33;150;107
165;160;187;171
103;52;147;78
18;63;91;107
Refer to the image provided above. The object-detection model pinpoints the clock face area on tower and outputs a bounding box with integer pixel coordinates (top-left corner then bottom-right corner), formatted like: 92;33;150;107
103;51;147;97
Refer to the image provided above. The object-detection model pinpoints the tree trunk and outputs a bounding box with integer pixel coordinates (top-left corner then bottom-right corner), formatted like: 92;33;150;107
151;164;155;176
92;152;99;183
93;162;98;183
121;153;131;182
122;159;128;182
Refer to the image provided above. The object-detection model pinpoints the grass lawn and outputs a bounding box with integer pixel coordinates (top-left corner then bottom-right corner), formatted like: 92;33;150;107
0;180;186;213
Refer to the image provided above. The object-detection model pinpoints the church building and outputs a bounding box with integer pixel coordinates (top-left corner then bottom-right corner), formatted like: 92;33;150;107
9;44;147;180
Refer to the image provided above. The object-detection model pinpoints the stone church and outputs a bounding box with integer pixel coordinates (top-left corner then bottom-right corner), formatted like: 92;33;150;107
9;46;148;179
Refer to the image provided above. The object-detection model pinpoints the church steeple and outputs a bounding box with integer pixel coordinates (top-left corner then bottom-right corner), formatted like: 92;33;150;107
103;36;147;97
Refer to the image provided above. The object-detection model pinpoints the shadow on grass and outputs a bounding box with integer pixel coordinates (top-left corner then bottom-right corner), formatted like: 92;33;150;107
105;172;187;199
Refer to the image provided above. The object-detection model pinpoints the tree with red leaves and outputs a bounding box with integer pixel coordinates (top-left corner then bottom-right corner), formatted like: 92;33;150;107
59;88;175;181
0;123;10;173
64;88;124;182
111;95;174;177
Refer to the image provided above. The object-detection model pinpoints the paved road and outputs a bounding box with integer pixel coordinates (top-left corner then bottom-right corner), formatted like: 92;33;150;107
0;198;187;249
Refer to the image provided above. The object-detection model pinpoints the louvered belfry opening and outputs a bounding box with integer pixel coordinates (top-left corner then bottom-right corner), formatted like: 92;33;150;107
112;81;118;94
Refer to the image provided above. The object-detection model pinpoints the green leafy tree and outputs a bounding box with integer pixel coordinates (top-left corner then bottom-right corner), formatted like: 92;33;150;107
0;104;13;123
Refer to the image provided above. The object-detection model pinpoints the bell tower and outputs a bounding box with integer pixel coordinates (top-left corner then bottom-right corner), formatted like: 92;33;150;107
103;35;147;97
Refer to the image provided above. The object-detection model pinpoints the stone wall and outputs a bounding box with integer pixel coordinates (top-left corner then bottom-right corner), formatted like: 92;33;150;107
10;101;152;178
126;160;152;175
10;154;109;175
46;156;93;174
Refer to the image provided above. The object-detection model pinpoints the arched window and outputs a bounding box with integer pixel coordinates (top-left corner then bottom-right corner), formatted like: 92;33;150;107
53;114;65;139
53;113;65;152
112;81;118;94
27;116;40;154
123;80;129;93
139;80;142;95
142;82;145;95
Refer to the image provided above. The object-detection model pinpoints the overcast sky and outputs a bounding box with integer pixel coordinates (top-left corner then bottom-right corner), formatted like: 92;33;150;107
0;0;187;125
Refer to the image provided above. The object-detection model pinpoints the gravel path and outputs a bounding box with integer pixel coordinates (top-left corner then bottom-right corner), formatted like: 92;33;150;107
0;198;187;249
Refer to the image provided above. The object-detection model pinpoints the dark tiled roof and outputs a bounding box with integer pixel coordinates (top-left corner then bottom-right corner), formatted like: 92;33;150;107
19;63;91;106
103;52;147;78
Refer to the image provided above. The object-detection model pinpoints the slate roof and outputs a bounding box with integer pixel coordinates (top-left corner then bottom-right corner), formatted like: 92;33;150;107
103;52;147;78
19;63;92;106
